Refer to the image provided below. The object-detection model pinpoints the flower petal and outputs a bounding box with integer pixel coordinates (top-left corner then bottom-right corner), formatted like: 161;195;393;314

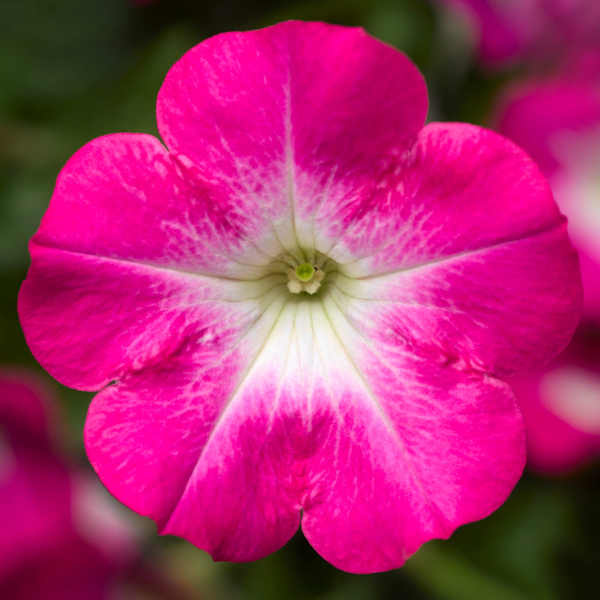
19;242;287;391
330;123;581;377
302;297;525;572
84;294;298;549
157;21;427;253
82;281;291;526
18;133;289;390
85;297;525;573
27;133;277;276
332;224;580;378
331;123;564;268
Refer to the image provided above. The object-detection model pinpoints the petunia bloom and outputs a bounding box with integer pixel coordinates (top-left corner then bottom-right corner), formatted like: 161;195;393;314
439;0;600;68
497;74;600;323
508;323;600;474
0;369;138;599
494;63;600;473
18;21;582;573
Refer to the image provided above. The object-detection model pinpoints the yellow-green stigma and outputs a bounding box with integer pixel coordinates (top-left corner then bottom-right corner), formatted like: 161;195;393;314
286;263;325;295
295;263;315;282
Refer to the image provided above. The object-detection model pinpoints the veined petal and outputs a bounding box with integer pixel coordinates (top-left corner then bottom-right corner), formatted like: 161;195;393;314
18;132;290;390
303;303;525;573
331;123;565;270
30;133;277;277
326;123;581;377
157;21;427;255
84;288;290;526
86;296;525;573
331;222;580;378
19;243;285;390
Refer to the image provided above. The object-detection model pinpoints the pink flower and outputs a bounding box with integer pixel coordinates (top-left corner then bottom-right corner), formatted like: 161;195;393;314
439;0;600;68
508;324;600;474
0;369;137;599
494;64;600;473
497;75;600;322
18;21;581;573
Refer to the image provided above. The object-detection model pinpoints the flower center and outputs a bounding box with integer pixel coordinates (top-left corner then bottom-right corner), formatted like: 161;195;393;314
286;263;325;295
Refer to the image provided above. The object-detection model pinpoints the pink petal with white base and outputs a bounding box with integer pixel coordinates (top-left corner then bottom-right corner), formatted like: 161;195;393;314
331;123;581;376
157;21;427;256
110;299;523;573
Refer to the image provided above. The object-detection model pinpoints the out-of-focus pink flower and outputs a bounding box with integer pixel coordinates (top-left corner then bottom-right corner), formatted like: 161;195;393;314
440;0;600;68
495;60;600;473
18;21;581;573
0;369;138;599
508;324;600;474
497;75;600;322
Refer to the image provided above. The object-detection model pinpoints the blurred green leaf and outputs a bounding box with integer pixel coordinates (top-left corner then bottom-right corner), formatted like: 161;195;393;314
78;24;202;140
406;541;535;600
405;477;581;600
0;0;132;117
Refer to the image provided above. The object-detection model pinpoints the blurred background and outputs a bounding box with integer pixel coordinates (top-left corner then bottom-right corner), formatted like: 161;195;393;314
1;0;600;598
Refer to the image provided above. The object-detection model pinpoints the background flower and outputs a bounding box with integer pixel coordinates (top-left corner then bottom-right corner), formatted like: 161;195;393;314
438;0;600;69
0;369;137;599
490;51;600;477
0;368;199;599
508;324;600;474
497;68;600;321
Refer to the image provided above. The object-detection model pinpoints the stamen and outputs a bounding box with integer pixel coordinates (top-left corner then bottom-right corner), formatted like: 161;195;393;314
287;265;325;295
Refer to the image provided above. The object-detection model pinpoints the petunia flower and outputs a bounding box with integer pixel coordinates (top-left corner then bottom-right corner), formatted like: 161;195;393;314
497;74;600;322
18;21;582;573
508;323;600;474
438;0;600;69
0;369;138;599
494;63;600;473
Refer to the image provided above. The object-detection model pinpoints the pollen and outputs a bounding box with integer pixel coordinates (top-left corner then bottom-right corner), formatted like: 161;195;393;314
287;264;325;295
